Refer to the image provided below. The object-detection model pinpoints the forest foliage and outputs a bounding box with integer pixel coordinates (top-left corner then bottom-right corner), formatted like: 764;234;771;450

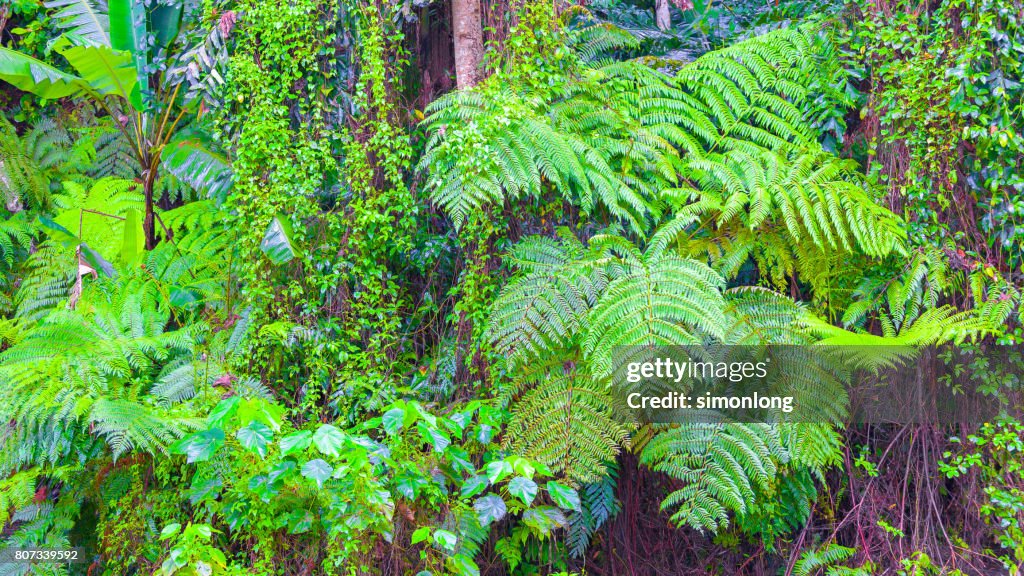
0;0;1022;574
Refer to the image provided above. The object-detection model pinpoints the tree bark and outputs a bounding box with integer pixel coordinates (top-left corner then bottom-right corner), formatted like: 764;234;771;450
655;0;671;31
452;0;483;89
143;172;157;250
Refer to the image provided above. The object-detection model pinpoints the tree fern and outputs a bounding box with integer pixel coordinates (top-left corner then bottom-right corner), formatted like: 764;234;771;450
502;359;633;484
421;28;688;233
487;230;607;370
672;24;850;153
566;466;620;558
1;273;203;461
640;422;784;532
0;470;39;529
0;115;60;212
583;241;728;380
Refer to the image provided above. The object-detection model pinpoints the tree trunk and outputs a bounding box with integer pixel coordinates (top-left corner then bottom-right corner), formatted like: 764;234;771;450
452;0;483;89
143;173;157;250
655;0;671;31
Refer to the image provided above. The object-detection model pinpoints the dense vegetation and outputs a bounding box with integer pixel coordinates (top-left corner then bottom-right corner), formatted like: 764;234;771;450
0;0;1021;574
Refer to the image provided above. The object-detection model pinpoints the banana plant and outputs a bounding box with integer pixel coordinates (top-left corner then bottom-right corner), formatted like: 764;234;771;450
0;0;225;249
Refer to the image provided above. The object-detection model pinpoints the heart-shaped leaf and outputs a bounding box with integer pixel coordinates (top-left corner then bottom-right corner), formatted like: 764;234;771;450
508;476;538;506
301;459;333;488
460;475;489;499
235;421;273;458
171;428;224;464
474;495;507;526
279;430;312;456
382;408;405;435
313;424;345;457
546;481;581;511
485;460;513;485
432;529;457;552
417;422;450;453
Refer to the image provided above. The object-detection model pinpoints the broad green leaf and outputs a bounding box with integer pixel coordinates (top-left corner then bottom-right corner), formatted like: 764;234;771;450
188;524;213;539
37;215;80;246
395;473;428;499
150;3;182;48
312;424;345;457
508;456;536;480
417;422;450;453
53;35;141;109
159;523;181;540
161;131;233;202
236;399;286;432
446;554;480;576
410;527;430;545
432;529;457;552
285;510;315;534
46;0;112;46
0;46;84;99
409;401;437;427
235;421;273;458
206;396;240;427
460;475;488;499
119;208;141;264
260;215;301;264
522;506;566;537
171;428;224;464
508;476;538;506
267;460;296;484
188;476;222;505
445;447;474;476
168;286;198;308
80;243;116;278
382;408;404;436
484;460;513;485
107;0;147;106
279;430;312;456
300;459;333;488
546;481;581;511
473;495;507;526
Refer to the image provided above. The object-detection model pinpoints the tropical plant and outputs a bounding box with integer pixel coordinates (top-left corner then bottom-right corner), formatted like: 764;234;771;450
0;0;230;248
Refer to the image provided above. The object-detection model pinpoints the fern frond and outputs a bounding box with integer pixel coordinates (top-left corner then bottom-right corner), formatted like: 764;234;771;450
640;422;785;533
502;360;633;484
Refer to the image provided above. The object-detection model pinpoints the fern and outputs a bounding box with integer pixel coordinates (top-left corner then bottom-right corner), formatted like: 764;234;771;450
422;38;687;233
583;240;728;380
487;230;607;370
566;466;620;557
793;543;858;576
665;149;905;280
0;116;58;212
640;422;784;532
89;128;138;179
0;470;39;529
1;272;204;462
502;359;633;484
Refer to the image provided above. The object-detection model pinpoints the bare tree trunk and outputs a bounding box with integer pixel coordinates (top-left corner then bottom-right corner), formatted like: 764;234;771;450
452;0;483;89
655;0;671;31
143;172;157;250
